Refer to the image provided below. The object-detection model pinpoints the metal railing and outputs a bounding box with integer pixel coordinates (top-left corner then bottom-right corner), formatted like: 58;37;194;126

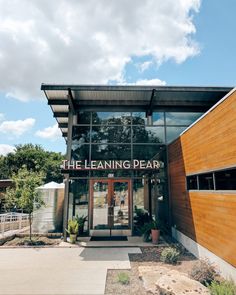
0;212;29;234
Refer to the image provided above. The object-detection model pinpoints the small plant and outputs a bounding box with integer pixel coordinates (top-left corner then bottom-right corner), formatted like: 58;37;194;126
66;219;79;235
141;219;160;242
66;219;79;244
117;272;130;285
160;247;180;264
208;280;236;295
189;259;218;286
75;215;87;235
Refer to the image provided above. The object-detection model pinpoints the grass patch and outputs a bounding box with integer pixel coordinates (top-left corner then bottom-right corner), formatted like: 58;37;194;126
117;272;130;285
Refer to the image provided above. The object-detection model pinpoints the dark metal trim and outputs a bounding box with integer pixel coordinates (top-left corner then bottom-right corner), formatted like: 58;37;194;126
67;88;76;114
48;99;69;105
146;89;155;116
58;123;68;128
41;84;233;93
54;112;68;117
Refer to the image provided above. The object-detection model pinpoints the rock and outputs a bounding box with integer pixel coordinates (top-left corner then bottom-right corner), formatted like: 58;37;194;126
156;270;210;294
139;266;171;295
138;266;210;295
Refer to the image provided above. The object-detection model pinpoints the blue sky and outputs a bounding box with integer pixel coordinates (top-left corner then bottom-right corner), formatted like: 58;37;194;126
0;0;235;155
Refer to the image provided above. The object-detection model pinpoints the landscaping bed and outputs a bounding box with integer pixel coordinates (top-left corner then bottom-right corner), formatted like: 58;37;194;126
105;244;236;295
105;245;197;295
0;235;62;246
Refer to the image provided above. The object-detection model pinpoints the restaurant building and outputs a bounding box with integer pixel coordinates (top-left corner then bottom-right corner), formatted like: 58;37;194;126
42;85;236;279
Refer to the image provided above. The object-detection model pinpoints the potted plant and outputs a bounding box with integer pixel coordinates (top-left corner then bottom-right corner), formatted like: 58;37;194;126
75;215;87;235
141;219;160;244
150;220;160;244
66;219;79;244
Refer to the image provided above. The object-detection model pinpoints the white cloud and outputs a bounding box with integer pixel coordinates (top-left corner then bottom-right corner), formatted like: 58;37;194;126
0;0;200;101
138;61;153;73
35;124;61;140
0;118;35;136
133;78;167;86
0;144;15;156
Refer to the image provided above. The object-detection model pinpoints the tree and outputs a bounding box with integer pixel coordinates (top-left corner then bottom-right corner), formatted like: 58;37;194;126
0;144;64;183
5;167;45;241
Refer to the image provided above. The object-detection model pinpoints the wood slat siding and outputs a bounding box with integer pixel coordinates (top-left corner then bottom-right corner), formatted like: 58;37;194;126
168;90;236;267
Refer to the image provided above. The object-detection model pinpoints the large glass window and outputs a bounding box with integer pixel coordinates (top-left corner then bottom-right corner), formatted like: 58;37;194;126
153;112;164;125
187;175;198;190
215;169;236;190
77;111;91;124
198;173;214;190
72;126;90;143
69;179;89;233
91;144;131;160
133;126;164;143
71;144;90;161
92;112;131;125
133;145;162;160
166;126;187;143
165;112;203;126
132;112;147;125
91;125;131;143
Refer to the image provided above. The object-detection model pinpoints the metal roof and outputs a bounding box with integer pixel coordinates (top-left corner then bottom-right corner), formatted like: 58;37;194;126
41;84;233;139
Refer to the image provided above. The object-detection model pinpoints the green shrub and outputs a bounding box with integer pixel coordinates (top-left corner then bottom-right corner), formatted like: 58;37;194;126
208;280;236;295
160;247;180;264
189;259;218;286
117;272;130;285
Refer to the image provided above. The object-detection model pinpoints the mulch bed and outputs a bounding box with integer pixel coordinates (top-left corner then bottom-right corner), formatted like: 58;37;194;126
0;236;62;246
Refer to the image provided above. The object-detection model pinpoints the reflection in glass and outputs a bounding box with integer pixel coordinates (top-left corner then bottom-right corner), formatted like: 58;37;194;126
133;145;163;160
72;126;90;143
91;144;131;160
77;111;91;124
92;112;131;125
133;178;149;234
153;113;165;125
199;173;214;190
166;126;187;143
71;144;89;161
132;112;147;125
165;112;203;126
93;182;109;229
113;182;129;228
133;126;164;143
69;179;89;232
91;125;131;143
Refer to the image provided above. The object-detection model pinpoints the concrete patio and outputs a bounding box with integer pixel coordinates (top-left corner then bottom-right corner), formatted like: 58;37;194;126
0;247;141;295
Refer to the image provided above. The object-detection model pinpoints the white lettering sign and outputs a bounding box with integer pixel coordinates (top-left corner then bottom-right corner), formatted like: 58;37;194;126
62;160;160;170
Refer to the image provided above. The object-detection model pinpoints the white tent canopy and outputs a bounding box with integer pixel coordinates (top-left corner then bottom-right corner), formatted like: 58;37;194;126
37;181;65;189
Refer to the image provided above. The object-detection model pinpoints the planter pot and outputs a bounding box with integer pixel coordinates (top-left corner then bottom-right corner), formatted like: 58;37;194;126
70;234;77;244
151;229;160;244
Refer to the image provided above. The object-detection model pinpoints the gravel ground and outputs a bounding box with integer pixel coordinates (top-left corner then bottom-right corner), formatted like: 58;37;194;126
105;246;198;295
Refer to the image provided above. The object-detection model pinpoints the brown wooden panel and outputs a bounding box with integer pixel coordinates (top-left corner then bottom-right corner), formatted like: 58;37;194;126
168;90;236;267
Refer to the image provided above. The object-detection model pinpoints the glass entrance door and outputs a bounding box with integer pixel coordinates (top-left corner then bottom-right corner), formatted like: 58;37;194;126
90;179;131;235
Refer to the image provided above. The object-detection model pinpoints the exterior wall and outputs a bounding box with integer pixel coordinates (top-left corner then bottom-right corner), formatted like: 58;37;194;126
168;89;236;270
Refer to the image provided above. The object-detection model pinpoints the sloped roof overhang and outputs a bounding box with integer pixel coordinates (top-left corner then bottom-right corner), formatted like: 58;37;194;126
41;84;233;139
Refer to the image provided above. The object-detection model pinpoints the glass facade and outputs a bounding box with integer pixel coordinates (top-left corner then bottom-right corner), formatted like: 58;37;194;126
69;111;203;235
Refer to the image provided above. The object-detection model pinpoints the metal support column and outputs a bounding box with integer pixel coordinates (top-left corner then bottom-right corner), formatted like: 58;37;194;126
63;91;75;241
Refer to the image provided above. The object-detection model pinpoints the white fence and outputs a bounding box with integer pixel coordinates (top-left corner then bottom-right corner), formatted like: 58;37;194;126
0;212;29;234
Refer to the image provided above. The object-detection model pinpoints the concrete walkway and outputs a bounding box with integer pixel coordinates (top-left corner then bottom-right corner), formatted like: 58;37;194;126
0;247;141;295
